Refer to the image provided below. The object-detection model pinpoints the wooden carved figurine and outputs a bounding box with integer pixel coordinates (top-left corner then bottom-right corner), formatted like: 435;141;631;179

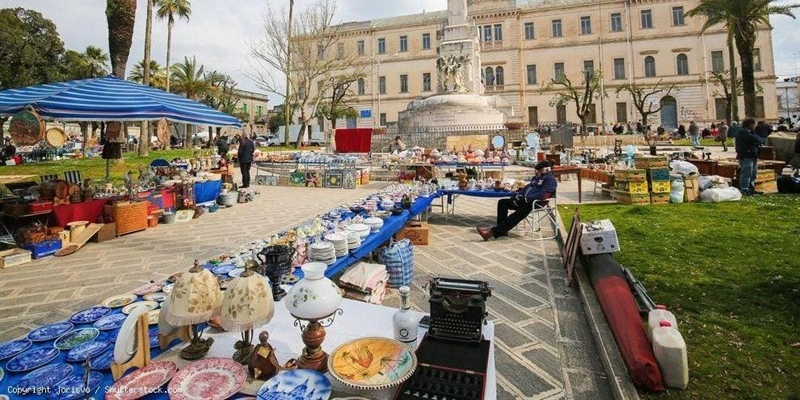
248;331;282;380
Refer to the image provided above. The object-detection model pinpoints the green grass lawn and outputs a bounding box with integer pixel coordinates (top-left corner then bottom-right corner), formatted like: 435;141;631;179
568;197;800;399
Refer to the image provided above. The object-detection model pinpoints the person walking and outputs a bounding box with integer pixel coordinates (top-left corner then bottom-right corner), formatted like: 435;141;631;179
717;121;729;151
238;132;255;188
735;118;765;195
688;121;700;148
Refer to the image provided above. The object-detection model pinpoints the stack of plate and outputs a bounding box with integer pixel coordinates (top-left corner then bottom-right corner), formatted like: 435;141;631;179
345;223;371;239
363;217;384;233
346;232;361;250
325;233;348;258
309;241;336;265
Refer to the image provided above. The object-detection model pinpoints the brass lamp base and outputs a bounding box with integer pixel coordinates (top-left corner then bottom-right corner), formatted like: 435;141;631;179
180;329;214;361
233;330;255;364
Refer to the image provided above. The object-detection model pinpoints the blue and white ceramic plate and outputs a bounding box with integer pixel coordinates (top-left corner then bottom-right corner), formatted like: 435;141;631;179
212;263;236;275
89;348;114;370
94;313;127;331
149;326;160;348
15;363;73;393
121;300;159;315
28;321;74;342
5;347;60;372
0;338;32;360
69;306;111;324
0;366;4;383
48;371;103;400
257;369;331;400
143;292;168;302
54;328;100;350
65;340;111;363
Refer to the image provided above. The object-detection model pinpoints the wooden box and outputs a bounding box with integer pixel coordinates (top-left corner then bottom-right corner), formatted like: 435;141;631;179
650;181;671;194
614;169;647;182
754;180;778;194
650;192;671;205
614;180;649;194
616;191;650;205
394;221;429;245
91;223;116;243
755;169;776;183
105;202;148;236
634;156;669;169
0;248;32;269
683;175;700;202
647;168;670;182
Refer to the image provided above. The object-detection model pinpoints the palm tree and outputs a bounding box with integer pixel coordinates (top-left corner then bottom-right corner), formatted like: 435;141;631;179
686;0;795;118
106;0;137;78
171;56;209;147
156;0;192;92
82;46;110;78
130;60;167;88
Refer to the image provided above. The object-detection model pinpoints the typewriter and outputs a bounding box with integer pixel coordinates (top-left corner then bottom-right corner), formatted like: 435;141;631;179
428;277;491;343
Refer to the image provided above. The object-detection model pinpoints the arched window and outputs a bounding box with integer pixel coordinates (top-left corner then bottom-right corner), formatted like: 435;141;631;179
357;78;365;95
676;54;689;75
485;67;495;86
644;56;656;77
495;66;505;85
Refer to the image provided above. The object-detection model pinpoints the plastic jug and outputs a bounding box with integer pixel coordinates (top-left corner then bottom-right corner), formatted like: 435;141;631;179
648;305;678;338
652;321;689;389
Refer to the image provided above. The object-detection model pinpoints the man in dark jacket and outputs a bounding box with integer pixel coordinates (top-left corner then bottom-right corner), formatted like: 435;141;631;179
754;120;772;138
237;133;255;188
477;161;558;240
735;118;766;195
216;135;229;156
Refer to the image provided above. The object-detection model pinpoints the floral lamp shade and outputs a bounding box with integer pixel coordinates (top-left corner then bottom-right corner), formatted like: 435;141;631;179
166;267;222;326
285;262;342;320
220;272;275;332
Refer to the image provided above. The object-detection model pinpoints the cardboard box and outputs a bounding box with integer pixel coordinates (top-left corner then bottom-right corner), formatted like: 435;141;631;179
580;219;621;255
616;191;650;205
0;248;32;269
91;223;116;243
647;168;670;182
615;181;649;194
394;221;429;245
650;181;671;194
650;192;671;205
614;169;647;182
683;175;700;202
21;240;62;259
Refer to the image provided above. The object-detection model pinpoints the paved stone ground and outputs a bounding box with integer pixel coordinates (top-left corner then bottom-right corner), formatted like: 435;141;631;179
0;165;632;399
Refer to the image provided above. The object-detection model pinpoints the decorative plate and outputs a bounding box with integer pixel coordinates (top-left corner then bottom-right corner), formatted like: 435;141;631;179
114;308;148;365
147;309;160;325
65;340;111;363
102;293;139;308
143;292;169;302
212;263;236;275
0;366;3;383
28;321;74;342
133;282;164;296
5;347;60;372
89;348;114;370
327;337;417;390
15;363;72;393
69;306;112;324
228;267;245;278
168;357;247;400
0;338;32;360
257;369;331;400
106;361;177;400
94;313;128;331
149;326;160;348
54;328;100;350
122;300;159;315
48;371;103;400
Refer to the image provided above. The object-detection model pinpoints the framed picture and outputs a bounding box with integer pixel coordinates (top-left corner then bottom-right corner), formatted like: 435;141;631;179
342;169;357;189
325;170;343;188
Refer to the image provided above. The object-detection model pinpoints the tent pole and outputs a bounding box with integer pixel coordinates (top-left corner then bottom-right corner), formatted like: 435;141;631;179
106;159;110;180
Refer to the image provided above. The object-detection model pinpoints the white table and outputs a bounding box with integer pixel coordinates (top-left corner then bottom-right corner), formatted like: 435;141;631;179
156;298;497;399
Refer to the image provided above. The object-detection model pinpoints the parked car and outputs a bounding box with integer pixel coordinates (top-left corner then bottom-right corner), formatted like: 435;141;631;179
255;134;280;147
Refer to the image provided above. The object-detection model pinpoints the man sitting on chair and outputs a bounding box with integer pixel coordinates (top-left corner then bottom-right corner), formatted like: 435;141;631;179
476;161;557;240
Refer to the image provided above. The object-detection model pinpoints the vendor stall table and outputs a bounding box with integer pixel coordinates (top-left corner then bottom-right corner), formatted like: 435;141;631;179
439;189;514;220
432;162;509;180
51;198;109;227
553;166;584;203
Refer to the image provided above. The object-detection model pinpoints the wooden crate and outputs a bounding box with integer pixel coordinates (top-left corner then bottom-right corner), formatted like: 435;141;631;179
614;180;649;194
754;180;778;194
614;169;647;182
616;191;650;205
0;248;32;269
650;181;671;194
755;169;776;183
105;202;148;236
683;175;700;202
647;168;670;182
634;156;669;169
650;192;671;205
91;223;116;243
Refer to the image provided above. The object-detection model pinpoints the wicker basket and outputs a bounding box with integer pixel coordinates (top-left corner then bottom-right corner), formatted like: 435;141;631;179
104;202;148;236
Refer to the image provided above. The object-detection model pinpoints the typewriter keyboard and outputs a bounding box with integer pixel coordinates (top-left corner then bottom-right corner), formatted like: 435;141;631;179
429;317;481;342
394;365;484;400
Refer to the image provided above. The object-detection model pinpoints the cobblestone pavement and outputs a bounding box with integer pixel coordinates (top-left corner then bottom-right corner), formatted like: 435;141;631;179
0;170;632;399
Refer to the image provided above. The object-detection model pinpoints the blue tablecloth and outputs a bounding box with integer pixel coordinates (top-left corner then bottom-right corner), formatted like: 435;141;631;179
194;180;222;204
349;211;409;260
408;195;437;217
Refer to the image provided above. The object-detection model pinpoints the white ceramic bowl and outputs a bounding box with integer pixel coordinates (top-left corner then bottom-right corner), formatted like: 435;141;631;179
363;217;384;233
346;223;371;239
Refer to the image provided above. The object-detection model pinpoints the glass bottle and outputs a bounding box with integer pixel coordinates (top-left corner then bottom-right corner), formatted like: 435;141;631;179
393;286;418;348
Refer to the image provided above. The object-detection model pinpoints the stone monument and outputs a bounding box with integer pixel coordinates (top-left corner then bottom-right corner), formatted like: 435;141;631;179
398;0;511;133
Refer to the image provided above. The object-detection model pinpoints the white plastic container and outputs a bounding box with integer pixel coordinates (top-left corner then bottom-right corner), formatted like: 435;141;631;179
652;321;689;389
648;305;678;338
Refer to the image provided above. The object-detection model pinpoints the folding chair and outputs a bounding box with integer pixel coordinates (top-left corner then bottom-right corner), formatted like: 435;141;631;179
525;192;559;241
63;170;83;185
40;174;59;183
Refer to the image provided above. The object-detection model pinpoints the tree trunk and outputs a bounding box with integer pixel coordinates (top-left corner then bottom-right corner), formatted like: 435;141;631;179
166;20;173;92
184;123;191;149
735;33;757;119
139;0;153;156
727;33;739;122
0;116;8;143
283;0;294;147
79;122;90;152
106;0;137;79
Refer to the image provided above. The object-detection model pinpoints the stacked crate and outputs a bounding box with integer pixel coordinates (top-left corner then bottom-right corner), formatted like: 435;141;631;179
614;169;650;205
648;168;671;204
754;169;778;193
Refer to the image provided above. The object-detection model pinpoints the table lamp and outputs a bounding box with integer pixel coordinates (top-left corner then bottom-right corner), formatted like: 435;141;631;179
165;260;222;360
220;260;275;364
285;262;343;372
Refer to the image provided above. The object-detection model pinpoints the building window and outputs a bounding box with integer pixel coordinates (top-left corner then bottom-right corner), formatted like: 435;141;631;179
257;105;263;117
337;43;344;57
378;38;386;54
755;96;765;118
422;33;431;50
357;78;365;95
672;6;685;26
556;105;567;124
715;98;728;120
399;35;408;52
616;102;628;123
524;22;535;40
526;64;537;85
711;51;724;72
610;13;623;32
485;67;495;86
495;66;504;85
423;73;431;91
552;19;563;38
584;60;595;77
379;76;386;95
482;25;492;42
494;24;503;41
400;74;408;93
316;80;324;94
380;113;386;126
528;106;539;127
586;103;597;124
676;53;689;75
580;16;592;35
243;103;248;114
554;62;565;80
317;45;325;60
641;10;653;29
613;58;625;79
753;48;762;71
357;40;365;56
644;56;656;77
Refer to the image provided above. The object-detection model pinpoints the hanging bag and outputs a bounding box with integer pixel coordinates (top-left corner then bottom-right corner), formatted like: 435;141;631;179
379;238;414;288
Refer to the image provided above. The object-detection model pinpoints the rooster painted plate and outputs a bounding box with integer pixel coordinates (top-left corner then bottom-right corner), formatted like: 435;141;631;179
327;337;417;390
